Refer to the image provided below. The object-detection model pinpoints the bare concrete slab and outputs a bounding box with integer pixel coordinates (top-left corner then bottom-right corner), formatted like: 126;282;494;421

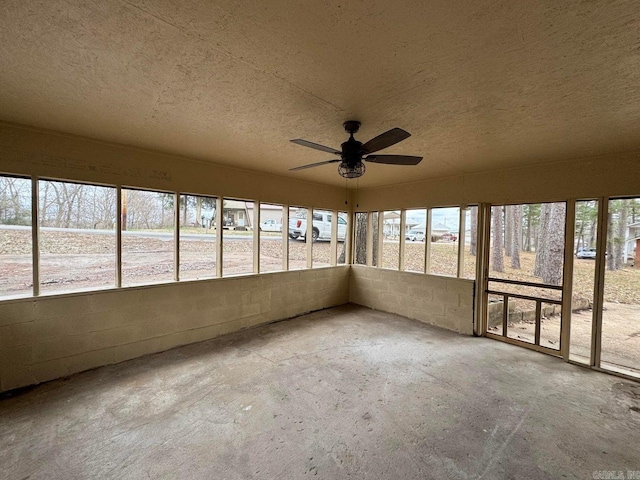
1;305;639;479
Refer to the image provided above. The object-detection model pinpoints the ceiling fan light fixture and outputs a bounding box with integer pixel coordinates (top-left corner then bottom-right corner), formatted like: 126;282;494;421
338;162;365;179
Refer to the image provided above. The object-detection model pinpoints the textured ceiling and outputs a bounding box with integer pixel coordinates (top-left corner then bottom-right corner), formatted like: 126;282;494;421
1;0;639;188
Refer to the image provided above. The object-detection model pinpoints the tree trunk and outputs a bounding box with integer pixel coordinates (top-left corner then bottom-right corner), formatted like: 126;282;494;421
511;204;521;269
534;204;551;278
612;201;628;270
491;206;504;273
371;213;379;267
195;197;202;227
182;196;188;227
537;203;565;285
469;206;477;256
355;213;367;265
524;206;532;252
504;205;513;257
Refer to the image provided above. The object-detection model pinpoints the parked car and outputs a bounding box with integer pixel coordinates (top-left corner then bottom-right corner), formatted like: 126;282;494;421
441;232;458;242
260;219;282;232
289;210;347;242
576;248;596;259
405;228;426;242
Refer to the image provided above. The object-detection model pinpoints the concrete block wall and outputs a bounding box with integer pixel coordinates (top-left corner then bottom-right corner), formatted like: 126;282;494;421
349;266;475;335
0;267;349;392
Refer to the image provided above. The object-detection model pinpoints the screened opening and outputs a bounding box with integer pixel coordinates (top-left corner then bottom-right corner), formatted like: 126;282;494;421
0;176;32;298
179;194;217;281
39;180;116;293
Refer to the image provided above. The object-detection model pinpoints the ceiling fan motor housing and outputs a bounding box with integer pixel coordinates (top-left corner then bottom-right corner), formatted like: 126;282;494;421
341;138;364;167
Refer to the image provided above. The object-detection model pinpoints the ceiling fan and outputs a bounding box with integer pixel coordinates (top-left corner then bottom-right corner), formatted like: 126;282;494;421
289;121;422;178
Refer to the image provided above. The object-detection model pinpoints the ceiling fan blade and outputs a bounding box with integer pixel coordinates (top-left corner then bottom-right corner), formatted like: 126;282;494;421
365;155;423;165
290;139;342;155
361;128;411;154
289;159;341;171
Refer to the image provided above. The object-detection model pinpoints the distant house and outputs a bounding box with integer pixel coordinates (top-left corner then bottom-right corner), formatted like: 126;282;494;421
431;222;450;236
246;202;282;225
223;200;251;229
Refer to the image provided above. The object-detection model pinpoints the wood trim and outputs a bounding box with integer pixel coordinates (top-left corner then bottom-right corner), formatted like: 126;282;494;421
561;199;575;360
31;177;40;296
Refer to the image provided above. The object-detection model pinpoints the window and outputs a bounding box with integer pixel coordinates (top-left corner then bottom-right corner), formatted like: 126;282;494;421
312;209;332;268
354;212;367;265
222;198;253;276
403;209;426;273
288;206;307;270
569;199;598;364
0;176;32;298
371;212;379;267
486;202;565;350
489;203;565;285
337;212;348;265
381;211;400;270
121;188;175;285
259;203;284;273
461;206;478;279
429;207;460;276
39;180;116;293
179;194;217;281
601;197;640;375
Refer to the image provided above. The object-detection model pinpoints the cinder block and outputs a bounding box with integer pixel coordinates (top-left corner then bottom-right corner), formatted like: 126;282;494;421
445;291;460;307
113;334;179;363
30;357;69;384
459;290;475;307
0;366;35;392
422;275;448;290
408;285;431;301
0;299;35;326
67;348;115;375
422;301;446;316
426;290;446;305
408;307;429;323
445;278;475;295
400;272;422;286
34;334;93;363
0;345;33;370
394;303;409;318
445;304;474;324
0;322;35;348
35;295;92;320
240;302;261;319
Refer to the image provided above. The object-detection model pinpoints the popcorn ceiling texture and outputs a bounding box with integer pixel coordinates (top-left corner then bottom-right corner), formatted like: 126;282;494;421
1;1;639;188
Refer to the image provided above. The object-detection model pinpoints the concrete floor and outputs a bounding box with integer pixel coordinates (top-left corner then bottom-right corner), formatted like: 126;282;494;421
1;305;639;479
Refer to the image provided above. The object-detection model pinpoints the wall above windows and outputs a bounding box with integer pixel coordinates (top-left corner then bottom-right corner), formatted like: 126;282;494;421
0;123;348;211
352;151;640;211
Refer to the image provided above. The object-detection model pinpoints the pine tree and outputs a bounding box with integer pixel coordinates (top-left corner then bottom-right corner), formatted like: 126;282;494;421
511;205;521;269
491;206;504;273
469;206;477;256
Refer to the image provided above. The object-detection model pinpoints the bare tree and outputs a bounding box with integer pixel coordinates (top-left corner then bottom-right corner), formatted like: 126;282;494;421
533;204;551;278
534;203;565;285
354;213;367;265
371;212;379;267
504;205;513;257
491;206;504;273
0;177;31;225
469;206;477;256
510;205;521;269
608;200;629;271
